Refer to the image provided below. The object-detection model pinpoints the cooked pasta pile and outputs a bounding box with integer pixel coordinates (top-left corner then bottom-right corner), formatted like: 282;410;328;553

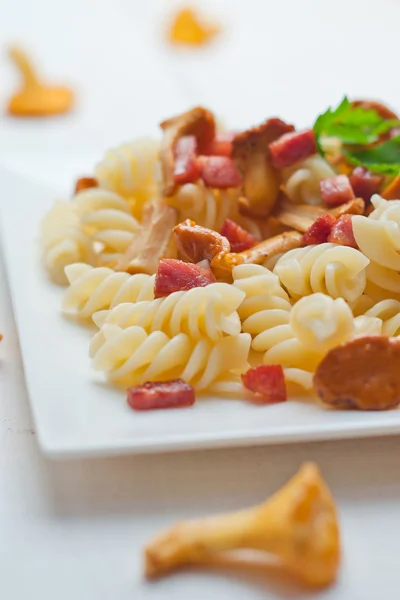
39;99;400;407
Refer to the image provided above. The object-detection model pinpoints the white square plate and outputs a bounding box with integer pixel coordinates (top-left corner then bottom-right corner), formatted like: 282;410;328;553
2;166;400;458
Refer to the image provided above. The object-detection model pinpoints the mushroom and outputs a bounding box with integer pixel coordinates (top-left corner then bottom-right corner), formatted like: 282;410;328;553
274;197;365;233
7;46;74;117
231;118;294;218
116;201;177;274
145;462;341;588
160;107;216;196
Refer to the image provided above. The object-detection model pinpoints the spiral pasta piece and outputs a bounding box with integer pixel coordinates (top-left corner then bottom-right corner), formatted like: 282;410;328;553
91;324;251;390
72;188;139;265
281;155;335;205
273;243;369;303
362;299;400;336
62;263;155;319
289;294;355;353
95;138;159;207
353;196;400;294
40;201;95;285
232;264;292;352
91;283;244;358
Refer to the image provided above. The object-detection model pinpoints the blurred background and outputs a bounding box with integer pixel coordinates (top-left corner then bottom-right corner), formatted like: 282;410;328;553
0;0;398;191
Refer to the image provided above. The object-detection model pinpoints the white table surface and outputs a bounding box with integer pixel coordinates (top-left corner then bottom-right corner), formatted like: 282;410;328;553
2;0;400;597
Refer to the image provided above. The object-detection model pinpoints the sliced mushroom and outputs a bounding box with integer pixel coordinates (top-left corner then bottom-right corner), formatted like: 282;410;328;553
274;198;365;233
160;106;216;196
116;201;177;274
231;118;294;219
173;219;230;264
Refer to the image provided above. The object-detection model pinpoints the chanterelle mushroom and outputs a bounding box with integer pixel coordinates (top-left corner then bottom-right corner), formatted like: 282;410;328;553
231;118;294;218
160;106;216;196
145;462;341;588
116;201;177;274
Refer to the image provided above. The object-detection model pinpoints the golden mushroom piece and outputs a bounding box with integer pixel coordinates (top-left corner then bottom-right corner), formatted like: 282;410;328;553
145;462;341;588
7;46;74;117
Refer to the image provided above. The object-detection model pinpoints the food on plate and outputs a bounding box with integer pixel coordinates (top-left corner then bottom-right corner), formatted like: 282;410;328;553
39;97;400;409
127;379;195;411
167;7;220;46
7;46;74;117
314;336;400;410
144;462;340;588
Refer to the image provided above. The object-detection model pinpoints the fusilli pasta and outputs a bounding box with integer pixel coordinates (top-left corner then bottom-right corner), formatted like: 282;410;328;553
95;138;159;212
353;196;400;294
72;188;139;265
40;201;95;285
62;263;155;319
91;324;251;390
90;283;244;359
281;155;336;205
273;243;369;303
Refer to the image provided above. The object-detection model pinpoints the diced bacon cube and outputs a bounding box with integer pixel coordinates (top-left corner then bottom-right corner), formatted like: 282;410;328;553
269;129;317;169
327;215;358;248
127;379;195;411
220;219;257;252
154;258;216;298
320;175;355;207
349;167;383;202
198;156;242;189
241;365;287;403
302;214;336;245
173;135;200;185
203;132;234;157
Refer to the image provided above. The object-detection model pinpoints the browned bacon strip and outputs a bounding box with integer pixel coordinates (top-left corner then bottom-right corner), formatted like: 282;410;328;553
127;380;195;411
381;174;400;200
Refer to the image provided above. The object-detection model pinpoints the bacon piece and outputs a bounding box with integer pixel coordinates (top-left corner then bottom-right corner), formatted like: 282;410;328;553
242;365;287;403
173;219;230;264
352;99;398;120
198;156;242;189
381;174;400;200
173;136;200;185
127;379;195;411
74;177;98;194
220;219;257;252
160;106;216;196
232;118;294;218
320;175;355;207
314;336;400;410
327;215;358;248
302;214;336;246
154;258;215;298
349;167;383;203
203;132;234;157
269;129;317;169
